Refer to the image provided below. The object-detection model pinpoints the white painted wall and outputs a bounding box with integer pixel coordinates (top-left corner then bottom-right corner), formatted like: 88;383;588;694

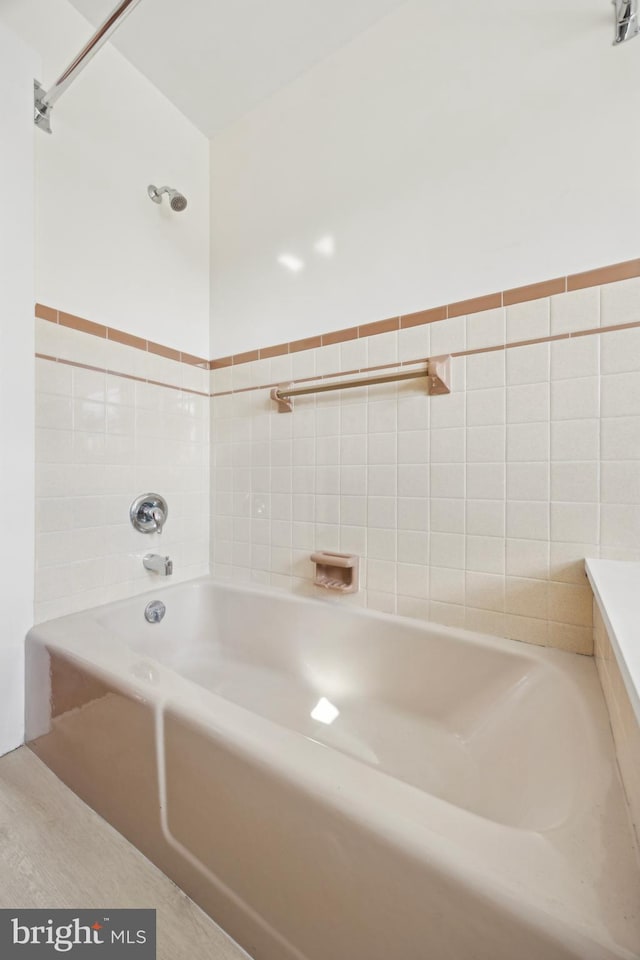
1;0;210;357
209;0;640;357
0;22;36;755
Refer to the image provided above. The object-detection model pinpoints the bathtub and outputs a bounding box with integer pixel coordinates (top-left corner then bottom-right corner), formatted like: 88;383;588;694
25;578;640;960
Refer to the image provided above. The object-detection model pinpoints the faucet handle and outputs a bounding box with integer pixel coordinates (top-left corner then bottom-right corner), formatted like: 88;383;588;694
130;493;169;534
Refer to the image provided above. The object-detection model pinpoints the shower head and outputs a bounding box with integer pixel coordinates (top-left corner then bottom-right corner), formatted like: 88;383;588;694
147;184;188;212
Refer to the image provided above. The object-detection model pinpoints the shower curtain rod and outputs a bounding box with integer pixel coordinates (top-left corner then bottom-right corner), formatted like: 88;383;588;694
34;0;143;134
270;356;451;412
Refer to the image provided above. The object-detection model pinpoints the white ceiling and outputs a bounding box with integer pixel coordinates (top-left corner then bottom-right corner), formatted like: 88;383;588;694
68;0;407;137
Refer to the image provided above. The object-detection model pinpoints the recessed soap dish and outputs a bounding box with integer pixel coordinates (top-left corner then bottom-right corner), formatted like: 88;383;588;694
311;552;359;594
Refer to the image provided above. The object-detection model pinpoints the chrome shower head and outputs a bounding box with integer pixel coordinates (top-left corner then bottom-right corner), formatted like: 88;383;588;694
147;184;188;212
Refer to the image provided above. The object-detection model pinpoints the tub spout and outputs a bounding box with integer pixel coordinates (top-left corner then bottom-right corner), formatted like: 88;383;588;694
143;553;173;576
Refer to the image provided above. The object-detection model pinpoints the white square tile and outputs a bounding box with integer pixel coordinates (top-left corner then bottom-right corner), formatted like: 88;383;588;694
551;377;599;420
465;572;505;611
340;496;366;526
398;324;430;362
600;504;640;548
548;582;592;627
551;335;599;381
601;327;640;375
430;428;465;463
430;316;466;356
601;462;640;503
467;425;505;462
397;530;429;564
431;463;465;498
399;464;429;497
466;536;505;575
506;382;549;423
367;331;398;367
506;501;549;540
466;308;505;350
467;499;505;537
367;464;396;496
551;419;599;461
466;351;505;390
398;430;429;464
367;558;397;593
398;396;429;431
550;502;599;543
466;462;505;500
600;276;640;327
340;337;367;373
550;287;599;334
398;498;429;531
430;392;464;429
367;527;397;561
507;462;549;501
551;462;599;502
430;566;465;604
506;342;549;386
506;539;549;580
397;563;428;598
367;497;396;528
506;422;549;462
430;498;465;533
466;388;505;426
550;542;597;584
430;532;465;568
368;433;396;464
601;372;640;417
506;298;550;343
601;417;640;459
505;577;548;619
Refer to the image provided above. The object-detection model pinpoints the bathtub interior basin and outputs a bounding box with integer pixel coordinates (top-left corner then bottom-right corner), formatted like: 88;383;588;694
96;584;584;832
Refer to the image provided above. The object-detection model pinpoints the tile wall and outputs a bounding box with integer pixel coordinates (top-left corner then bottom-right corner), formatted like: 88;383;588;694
594;603;640;840
34;312;210;623
210;275;640;654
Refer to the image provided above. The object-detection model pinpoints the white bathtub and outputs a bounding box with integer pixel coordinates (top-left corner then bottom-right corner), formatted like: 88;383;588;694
26;578;640;960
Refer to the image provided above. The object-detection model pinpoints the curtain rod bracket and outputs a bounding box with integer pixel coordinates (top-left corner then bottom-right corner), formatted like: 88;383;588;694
33;0;143;134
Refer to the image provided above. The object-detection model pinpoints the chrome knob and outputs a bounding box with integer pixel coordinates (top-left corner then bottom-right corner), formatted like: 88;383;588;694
130;493;168;534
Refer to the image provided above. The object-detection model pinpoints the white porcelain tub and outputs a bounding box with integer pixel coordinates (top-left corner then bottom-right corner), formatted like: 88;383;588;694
26;578;640;960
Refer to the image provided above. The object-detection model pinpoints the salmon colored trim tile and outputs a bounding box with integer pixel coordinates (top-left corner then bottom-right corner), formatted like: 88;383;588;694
58;311;107;339
358;317;399;338
35;253;640;373
400;306;447;328
447;292;502;318
107;328;148;351
567;258;640;291
259;343;289;359
502;278;565;306
35;304;58;323
290;335;322;353
147;340;181;362
180;351;210;368
233;349;260;365
321;327;359;346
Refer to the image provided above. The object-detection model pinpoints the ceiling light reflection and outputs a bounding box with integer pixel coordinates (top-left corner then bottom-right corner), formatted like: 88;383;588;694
310;697;340;725
314;235;335;257
277;253;304;272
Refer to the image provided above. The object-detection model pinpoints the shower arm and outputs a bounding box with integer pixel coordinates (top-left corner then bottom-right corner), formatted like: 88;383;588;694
34;0;143;134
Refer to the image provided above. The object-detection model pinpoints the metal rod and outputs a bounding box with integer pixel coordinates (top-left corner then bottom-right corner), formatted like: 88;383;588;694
34;0;143;132
278;367;428;400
